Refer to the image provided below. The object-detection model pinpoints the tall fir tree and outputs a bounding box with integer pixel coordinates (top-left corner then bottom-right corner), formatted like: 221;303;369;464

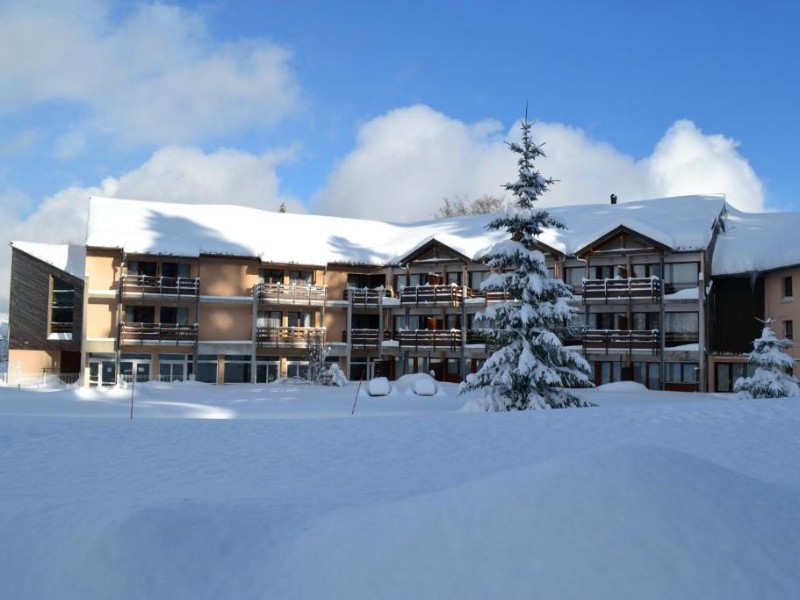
734;318;800;398
460;110;592;410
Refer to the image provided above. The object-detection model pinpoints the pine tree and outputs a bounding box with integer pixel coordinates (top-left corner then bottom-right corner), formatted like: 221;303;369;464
307;334;329;384
459;110;593;410
734;318;800;398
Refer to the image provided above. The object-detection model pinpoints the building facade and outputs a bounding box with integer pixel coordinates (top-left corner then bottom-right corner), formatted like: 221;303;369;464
9;193;799;392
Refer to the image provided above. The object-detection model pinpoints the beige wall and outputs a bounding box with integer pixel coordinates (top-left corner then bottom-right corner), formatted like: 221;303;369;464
764;267;800;371
86;249;121;290
200;257;259;296
86;300;117;338
7;349;58;382
200;304;253;340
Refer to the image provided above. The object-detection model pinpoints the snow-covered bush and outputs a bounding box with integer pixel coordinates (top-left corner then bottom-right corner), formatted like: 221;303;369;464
734;319;800;399
324;363;348;387
459;110;592;410
367;377;391;397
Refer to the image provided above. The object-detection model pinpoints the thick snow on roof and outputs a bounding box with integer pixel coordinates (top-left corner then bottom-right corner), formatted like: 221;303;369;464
10;242;86;278
713;207;800;275
85;194;726;266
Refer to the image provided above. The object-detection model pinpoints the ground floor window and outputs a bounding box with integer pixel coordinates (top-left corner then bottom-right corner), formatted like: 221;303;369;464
632;362;661;390
256;356;280;383
286;356;309;379
666;362;698;384
223;355;251;383
195;354;218;383
159;353;193;382
594;361;621;386
715;362;755;392
119;353;152;383
88;353;117;386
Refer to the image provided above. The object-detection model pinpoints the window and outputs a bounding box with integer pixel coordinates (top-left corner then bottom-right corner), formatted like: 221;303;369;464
665;312;699;344
161;262;190;278
564;267;585;291
596;361;621;385
665;362;698;384
469;270;491;290
158;353;192;382
125;305;155;323
784;276;793;299
715;362;755;392
257;311;282;328
785;320;794;340
50;276;75;334
594;265;624;279
289;270;312;285
633;362;661;390
260;269;284;284
195;354;218;383
286;356;309;379
128;260;157;276
632;263;661;279
347;273;385;288
446;271;462;286
593;313;627;330
445;314;461;330
160;306;189;325
663;262;699;291
632;312;660;331
287;311;311;328
256;356;280;383
223;355;251;384
352;313;379;329
119;353;151;383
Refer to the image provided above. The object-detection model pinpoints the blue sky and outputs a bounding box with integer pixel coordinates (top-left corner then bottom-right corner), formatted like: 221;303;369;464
0;0;798;310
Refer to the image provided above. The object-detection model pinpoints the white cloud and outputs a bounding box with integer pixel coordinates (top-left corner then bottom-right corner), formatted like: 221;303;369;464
0;1;301;145
1;145;301;312
314;105;513;221
314;106;765;220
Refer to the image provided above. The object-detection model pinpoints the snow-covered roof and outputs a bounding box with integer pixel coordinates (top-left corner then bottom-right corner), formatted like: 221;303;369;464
713;207;800;275
85;195;726;267
10;241;86;278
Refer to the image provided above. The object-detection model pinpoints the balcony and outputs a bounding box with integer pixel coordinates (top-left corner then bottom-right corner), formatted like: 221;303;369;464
400;285;465;307
255;282;326;306
398;329;462;350
582;329;660;354
343;328;384;349
582;277;662;302
343;287;391;306
120;322;198;345
121;275;200;300
256;326;325;348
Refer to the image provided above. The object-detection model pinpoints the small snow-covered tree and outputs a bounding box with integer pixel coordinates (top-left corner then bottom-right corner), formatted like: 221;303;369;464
734;318;800;398
460;110;593;410
307;335;328;384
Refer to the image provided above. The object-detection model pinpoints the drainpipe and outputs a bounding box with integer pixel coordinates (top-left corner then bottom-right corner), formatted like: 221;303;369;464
659;252;666;390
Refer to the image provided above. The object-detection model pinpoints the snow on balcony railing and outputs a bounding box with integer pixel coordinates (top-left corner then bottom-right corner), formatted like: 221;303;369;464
120;322;198;345
397;329;462;350
582;277;662;302
256;326;325;348
255;282;327;305
343;287;391;305
121;275;200;299
582;329;660;354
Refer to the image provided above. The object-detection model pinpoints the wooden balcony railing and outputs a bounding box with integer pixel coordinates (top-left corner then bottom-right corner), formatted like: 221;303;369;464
400;285;465;306
121;275;200;299
582;329;659;354
256;326;325;347
582;277;662;302
255;282;327;305
398;329;462;350
343;287;390;305
120;322;198;345
343;328;385;349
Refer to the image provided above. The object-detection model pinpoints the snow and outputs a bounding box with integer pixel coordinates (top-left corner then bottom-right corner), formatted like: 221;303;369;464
10;241;86;277
366;376;391;396
713;207;800;275
85;195;726;267
665;286;699;300
2;381;799;599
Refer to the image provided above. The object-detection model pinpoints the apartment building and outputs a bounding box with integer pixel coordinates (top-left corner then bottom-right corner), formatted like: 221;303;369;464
10;193;796;392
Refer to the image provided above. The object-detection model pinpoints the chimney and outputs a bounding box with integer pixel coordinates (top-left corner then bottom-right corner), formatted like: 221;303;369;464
610;193;618;205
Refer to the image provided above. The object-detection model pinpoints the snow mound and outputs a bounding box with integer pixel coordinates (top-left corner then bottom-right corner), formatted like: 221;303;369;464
280;445;800;599
367;377;391;396
596;381;650;393
412;377;436;396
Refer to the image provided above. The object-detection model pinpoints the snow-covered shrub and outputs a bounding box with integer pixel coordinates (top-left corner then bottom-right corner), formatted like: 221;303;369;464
413;376;437;396
324;363;348;387
367;377;391;397
734;319;800;399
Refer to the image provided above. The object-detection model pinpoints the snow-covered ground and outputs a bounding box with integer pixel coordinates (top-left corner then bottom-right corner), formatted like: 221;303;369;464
1;379;799;599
